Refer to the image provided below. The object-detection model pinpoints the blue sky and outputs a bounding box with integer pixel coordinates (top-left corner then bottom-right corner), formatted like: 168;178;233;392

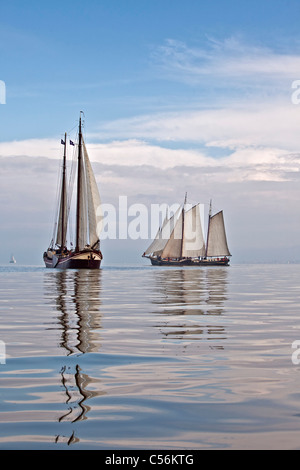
2;0;300;139
1;0;300;264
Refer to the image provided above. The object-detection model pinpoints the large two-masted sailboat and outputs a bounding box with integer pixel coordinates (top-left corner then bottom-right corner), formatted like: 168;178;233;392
43;114;103;269
143;195;231;266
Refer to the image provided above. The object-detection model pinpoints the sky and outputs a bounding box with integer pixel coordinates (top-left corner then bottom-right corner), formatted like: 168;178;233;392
1;0;300;265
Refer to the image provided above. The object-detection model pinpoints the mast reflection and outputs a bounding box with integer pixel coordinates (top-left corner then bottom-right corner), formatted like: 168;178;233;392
152;267;228;346
55;270;102;355
48;270;103;443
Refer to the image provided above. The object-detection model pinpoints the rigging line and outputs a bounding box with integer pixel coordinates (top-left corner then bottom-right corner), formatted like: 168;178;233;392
68;144;77;203
67;122;79;135
187;197;199;205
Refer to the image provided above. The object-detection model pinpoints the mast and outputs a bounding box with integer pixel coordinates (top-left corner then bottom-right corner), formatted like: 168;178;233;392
61;132;67;250
205;199;212;258
180;192;187;258
75;115;83;252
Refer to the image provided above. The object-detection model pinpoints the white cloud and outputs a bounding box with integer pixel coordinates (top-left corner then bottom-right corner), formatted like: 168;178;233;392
1;135;299;185
2;37;300;186
93;101;300;151
152;37;300;85
0;138;62;159
0;137;212;169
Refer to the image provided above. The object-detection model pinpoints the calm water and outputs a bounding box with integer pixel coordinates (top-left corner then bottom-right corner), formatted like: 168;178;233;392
0;263;299;450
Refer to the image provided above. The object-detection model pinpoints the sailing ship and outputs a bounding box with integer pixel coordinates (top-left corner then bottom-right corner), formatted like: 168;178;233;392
9;254;16;264
43;113;103;269
142;195;231;266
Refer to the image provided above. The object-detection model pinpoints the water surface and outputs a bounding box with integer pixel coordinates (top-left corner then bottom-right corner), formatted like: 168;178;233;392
0;264;299;449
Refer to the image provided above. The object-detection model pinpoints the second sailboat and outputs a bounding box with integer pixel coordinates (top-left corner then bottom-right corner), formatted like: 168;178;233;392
143;195;231;266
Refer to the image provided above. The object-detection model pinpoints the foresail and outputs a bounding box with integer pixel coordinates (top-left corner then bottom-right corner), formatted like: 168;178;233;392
145;207;181;256
206;211;231;257
161;210;183;258
182;204;206;257
144;216;166;255
83;140;103;247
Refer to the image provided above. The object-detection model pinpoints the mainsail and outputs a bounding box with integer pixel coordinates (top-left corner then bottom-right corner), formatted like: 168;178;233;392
161;210;183;259
83;141;103;248
76;135;87;251
182;204;206;258
206;211;231;257
75;122;103;251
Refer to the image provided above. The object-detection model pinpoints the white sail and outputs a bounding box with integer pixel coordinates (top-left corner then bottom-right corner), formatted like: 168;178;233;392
144;214;168;255
182;204;206;257
77;145;88;251
75;139;102;251
83;140;103;247
144;207;181;256
161;210;183;258
56;170;68;248
206;211;231;257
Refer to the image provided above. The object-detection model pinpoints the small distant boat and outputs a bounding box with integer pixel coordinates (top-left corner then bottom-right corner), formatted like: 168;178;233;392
43;113;103;269
9;254;16;264
142;194;231;266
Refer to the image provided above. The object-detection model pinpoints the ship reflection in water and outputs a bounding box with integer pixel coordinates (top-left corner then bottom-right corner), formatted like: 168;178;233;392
46;267;228;445
1;264;299;449
45;270;104;444
152;267;228;350
47;267;229;444
53;270;102;355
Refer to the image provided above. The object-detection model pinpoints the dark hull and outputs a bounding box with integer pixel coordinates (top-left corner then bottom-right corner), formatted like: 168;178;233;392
148;257;230;267
43;250;102;269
